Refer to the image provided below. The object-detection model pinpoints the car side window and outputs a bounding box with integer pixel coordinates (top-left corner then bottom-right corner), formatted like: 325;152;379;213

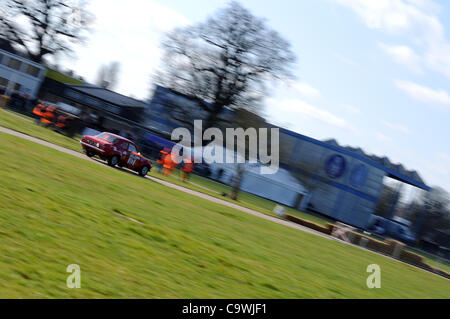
128;143;137;153
119;142;128;150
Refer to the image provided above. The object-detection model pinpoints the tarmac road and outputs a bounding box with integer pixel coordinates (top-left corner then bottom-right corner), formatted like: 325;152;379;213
0;125;447;280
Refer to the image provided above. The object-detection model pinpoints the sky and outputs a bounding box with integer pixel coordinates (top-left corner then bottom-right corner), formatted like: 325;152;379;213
59;0;450;195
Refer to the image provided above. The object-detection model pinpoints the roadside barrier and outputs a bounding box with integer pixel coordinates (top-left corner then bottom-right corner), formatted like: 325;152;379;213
285;214;450;279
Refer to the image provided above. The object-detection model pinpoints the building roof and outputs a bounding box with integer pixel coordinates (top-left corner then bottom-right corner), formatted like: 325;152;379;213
154;85;234;114
325;139;427;186
69;84;148;109
280;128;430;191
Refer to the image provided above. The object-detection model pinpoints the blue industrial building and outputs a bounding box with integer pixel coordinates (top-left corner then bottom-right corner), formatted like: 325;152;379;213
143;85;430;229
277;129;430;228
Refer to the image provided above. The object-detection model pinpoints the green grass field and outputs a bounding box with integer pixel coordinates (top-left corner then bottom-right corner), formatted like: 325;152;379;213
0;108;327;225
0;109;82;152
151;169;329;225
0;132;449;298
0;108;449;275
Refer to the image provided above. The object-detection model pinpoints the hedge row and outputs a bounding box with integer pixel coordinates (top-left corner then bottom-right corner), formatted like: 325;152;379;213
285;214;333;235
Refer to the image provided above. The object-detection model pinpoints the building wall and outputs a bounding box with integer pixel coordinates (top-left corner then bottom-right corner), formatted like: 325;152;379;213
240;168;307;207
280;131;386;228
0;49;45;98
144;85;234;135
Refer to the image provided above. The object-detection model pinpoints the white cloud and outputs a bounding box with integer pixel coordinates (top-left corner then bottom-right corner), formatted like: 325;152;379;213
382;120;411;134
436;153;450;175
343;104;361;114
420;153;450;185
268;98;357;134
60;0;190;100
378;42;421;72
424;43;450;78
336;0;450;78
439;153;450;161
292;81;321;99
433;166;449;176
375;132;392;143
334;53;359;67
394;80;450;108
335;0;443;37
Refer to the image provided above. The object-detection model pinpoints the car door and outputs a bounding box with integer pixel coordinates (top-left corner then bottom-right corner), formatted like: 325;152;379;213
117;141;130;165
126;142;140;169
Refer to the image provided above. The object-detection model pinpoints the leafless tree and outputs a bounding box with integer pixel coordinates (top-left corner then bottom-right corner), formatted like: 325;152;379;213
374;184;401;218
156;1;296;132
96;61;120;90
0;0;94;63
156;2;296;201
391;186;450;247
417;187;450;239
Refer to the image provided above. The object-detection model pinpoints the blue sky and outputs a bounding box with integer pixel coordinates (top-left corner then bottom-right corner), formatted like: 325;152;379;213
61;0;450;194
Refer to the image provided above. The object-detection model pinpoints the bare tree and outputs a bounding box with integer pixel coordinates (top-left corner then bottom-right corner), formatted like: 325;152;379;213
427;187;450;210
156;1;296;132
96;61;120;90
374;184;401;218
397;186;450;247
0;0;94;63
418;187;450;239
156;2;295;201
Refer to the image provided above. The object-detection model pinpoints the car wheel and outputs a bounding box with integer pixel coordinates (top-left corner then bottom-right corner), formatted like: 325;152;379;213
108;155;119;167
86;149;95;157
139;165;149;177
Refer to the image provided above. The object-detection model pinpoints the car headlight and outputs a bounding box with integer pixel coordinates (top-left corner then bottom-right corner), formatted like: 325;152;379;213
96;143;100;147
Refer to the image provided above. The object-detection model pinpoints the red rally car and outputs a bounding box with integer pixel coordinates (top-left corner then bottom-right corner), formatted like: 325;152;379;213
80;132;152;177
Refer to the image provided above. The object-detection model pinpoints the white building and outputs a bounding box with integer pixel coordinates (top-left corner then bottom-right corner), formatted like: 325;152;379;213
186;143;308;207
0;49;46;98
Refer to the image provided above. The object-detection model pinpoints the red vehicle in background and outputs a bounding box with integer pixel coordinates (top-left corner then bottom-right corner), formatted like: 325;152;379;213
80;132;152;177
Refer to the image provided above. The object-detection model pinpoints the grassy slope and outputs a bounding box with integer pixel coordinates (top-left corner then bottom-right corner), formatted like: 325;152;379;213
0;132;449;298
45;69;85;85
0;109;81;152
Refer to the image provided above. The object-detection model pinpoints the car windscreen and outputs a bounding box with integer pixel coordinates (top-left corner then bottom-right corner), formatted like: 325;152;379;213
96;133;119;144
